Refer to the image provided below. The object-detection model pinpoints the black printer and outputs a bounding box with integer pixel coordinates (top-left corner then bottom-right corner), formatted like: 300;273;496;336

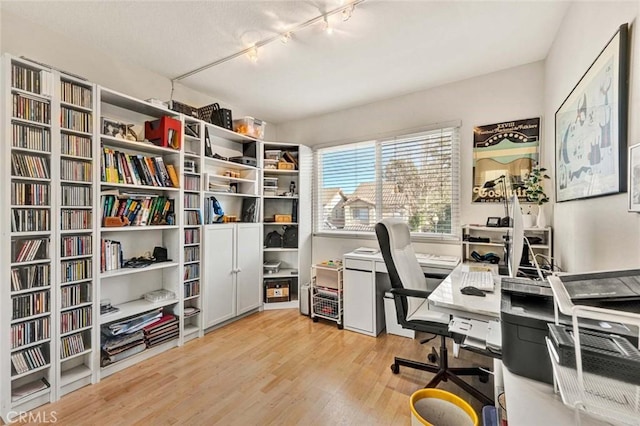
501;280;639;384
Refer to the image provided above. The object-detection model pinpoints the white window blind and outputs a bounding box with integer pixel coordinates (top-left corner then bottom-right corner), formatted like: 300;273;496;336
314;125;460;238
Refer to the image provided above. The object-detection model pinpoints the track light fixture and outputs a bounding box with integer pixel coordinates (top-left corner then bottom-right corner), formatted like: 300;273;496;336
172;0;365;80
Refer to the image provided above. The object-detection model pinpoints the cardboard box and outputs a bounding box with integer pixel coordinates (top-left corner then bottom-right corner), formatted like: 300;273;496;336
277;161;295;170
265;280;290;303
274;214;292;222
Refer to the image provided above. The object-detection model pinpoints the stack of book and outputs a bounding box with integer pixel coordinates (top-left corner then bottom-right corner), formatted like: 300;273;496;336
142;314;179;348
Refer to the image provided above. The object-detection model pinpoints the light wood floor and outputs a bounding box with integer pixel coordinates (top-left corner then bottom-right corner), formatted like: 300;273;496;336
13;310;493;425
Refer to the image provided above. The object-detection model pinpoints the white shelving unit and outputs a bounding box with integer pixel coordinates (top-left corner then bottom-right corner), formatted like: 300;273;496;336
181;117;203;342
461;224;552;272
96;87;182;379
261;143;312;311
2;55;55;420
546;274;640;425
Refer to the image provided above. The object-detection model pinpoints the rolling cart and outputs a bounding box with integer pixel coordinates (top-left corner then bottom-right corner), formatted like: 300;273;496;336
310;262;343;329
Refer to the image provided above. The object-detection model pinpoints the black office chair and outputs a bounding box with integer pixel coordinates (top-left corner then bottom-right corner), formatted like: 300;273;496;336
375;218;493;405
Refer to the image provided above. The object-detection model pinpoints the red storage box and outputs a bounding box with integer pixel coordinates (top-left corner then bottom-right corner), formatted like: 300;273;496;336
144;116;181;150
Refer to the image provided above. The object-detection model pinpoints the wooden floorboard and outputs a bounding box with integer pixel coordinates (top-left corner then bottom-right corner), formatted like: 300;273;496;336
9;310;494;425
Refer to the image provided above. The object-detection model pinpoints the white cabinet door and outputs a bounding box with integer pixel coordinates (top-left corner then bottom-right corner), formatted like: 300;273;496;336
204;225;236;328
343;268;374;335
236;223;261;315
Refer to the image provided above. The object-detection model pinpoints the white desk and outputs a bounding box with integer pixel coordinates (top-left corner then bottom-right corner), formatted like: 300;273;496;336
342;250;460;336
428;262;501;322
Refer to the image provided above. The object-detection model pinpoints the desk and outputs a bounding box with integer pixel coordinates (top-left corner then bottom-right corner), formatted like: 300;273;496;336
428;262;501;322
342;251;460;336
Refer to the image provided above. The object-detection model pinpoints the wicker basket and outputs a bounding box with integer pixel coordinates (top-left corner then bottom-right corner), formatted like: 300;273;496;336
169;100;199;118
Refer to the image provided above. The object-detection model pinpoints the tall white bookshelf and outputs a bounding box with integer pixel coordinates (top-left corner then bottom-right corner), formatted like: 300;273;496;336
96;88;182;379
182;117;203;341
2;55;55;421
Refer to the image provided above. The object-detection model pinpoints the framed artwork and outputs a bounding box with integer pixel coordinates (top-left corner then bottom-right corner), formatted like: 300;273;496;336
472;117;540;203
555;23;629;202
628;144;640;212
101;118;126;138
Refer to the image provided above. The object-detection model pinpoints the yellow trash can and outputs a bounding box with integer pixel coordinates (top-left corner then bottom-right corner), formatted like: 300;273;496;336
410;389;478;426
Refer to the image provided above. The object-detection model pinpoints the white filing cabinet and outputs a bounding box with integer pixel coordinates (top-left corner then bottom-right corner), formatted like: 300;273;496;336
343;251;460;337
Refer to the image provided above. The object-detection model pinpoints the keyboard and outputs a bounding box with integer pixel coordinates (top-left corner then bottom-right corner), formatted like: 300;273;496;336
460;271;494;292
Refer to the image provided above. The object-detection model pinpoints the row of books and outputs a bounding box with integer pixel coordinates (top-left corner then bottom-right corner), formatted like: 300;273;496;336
61;210;92;231
11;152;50;179
11;264;50;292
13;93;50;124
61;158;92;182
12;238;49;263
12;123;51;152
184;280;200;298
61;80;92;109
60;306;92;334
184;246;199;262
61;185;91;207
100;239;123;272
11;208;50;233
12;182;50;205
101;194;175;227
12;64;53;96
61;107;92;133
11;345;47;375
61;134;92;159
184;193;200;208
12;291;50;320
60;332;86;359
184;264;199;281
185;210;202;226
184;175;201;191
184;229;200;244
60;283;91;309
61;235;92;257
11;317;50;349
60;258;92;284
101;148;179;188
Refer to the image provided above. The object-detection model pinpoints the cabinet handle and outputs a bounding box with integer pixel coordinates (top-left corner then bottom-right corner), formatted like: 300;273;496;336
236;267;242;273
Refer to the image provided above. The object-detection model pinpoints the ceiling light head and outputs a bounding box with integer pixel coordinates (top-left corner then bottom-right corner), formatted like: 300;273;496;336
322;16;333;35
247;46;258;63
280;32;292;44
342;5;354;21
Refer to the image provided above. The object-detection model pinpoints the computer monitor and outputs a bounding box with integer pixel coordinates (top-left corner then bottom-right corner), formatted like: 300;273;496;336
508;195;545;280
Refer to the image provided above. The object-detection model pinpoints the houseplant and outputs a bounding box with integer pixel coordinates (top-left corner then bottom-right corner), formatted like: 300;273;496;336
523;164;551;228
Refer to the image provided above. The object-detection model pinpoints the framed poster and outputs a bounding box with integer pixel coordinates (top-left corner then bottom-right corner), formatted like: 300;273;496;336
472;117;541;203
628;144;640;212
555;23;629;202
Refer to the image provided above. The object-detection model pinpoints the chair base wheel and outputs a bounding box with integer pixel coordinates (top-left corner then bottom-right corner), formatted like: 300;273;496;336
391;364;400;374
427;353;437;363
337;323;343;330
312;317;318;322
479;374;489;383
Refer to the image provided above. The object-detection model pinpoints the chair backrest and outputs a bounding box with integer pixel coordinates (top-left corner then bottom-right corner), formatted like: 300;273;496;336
375;218;429;319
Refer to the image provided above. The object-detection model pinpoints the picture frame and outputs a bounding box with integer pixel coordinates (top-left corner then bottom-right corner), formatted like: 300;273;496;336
628;144;640;212
555;23;629;202
101;118;126;139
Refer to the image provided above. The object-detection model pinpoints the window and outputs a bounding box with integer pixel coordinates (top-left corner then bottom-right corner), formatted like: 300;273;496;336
314;125;460;238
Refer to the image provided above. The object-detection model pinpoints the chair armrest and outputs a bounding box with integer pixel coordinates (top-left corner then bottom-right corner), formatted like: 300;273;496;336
390;287;431;299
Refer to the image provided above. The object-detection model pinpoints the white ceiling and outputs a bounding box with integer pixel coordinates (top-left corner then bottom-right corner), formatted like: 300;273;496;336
1;1;570;124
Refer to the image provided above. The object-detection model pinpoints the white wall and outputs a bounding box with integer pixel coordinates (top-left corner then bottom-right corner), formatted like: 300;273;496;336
545;1;640;272
277;63;545;263
0;10;276;139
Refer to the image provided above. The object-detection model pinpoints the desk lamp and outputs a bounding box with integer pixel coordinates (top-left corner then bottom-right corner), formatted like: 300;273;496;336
482;175;511;227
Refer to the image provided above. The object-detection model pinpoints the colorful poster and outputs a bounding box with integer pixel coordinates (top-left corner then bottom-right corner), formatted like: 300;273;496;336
472;118;540;203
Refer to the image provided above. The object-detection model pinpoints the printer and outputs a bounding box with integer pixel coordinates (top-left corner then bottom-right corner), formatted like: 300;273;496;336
501;275;639;384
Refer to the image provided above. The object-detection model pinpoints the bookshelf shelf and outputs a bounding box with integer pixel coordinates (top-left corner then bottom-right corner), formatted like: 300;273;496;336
60;365;92;386
10;259;51;267
10;117;51;129
11;176;51;183
100;261;179;279
10;146;51;155
10;384;51;407
60;278;92;287
11;312;51;325
100;181;180;192
11;286;51;296
263;248;298;252
100;135;180;156
11;364;51;381
60;179;91;185
209;175;256;184
11;339;51;354
60;229;92;235
263;268;298;279
99;298;178;325
60;349;92;363
100;225;179;232
60;101;92;113
10;87;51;101
60;153;92;161
60;302;93;313
10;231;52;237
204;156;257;171
99;339;178;378
60;325;93;338
204;191;259;198
61;128;92;137
263;169;299;175
263;195;299;200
